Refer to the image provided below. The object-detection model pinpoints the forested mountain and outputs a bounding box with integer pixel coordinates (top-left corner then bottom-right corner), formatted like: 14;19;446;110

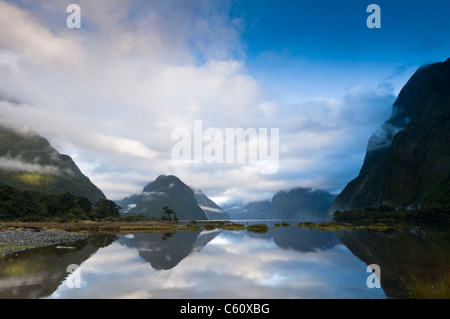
0;125;105;204
118;175;211;220
328;58;450;216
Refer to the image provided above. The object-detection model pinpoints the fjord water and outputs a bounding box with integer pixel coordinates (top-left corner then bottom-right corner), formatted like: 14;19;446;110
1;221;449;299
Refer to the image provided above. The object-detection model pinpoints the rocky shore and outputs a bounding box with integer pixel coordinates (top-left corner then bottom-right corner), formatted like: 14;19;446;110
0;226;90;256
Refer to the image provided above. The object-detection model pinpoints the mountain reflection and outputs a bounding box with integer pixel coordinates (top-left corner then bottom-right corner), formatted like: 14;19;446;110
119;226;341;271
118;230;222;270
335;221;450;298
270;227;339;252
44;226;385;298
0;234;116;299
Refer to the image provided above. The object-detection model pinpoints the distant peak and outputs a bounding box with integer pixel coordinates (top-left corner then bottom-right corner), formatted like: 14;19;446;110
143;174;188;192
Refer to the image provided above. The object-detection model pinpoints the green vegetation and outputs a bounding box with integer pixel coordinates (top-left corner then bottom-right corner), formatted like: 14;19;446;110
366;223;390;230
296;221;354;231
202;221;246;231
0;126;106;203
295;221;396;231
274;222;290;227
403;273;450;299
295;222;315;228
333;205;450;221
117;175;208;220
0;243;33;254
329;60;450;213
119;223;199;233
161;206;178;222
0;221;200;234
246;223;269;233
16;172;58;186
0;185;120;222
202;221;271;232
424;173;450;208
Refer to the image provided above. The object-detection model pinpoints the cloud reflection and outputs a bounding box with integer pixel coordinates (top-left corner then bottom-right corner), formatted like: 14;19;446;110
47;229;385;299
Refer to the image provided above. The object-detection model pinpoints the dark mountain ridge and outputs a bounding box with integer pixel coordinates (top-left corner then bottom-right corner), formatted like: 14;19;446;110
269;187;336;220
118;175;228;220
224;187;335;220
328;58;450;216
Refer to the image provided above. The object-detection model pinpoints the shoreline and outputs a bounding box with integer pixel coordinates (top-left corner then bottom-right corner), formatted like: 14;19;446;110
1;218;448;257
0;226;90;257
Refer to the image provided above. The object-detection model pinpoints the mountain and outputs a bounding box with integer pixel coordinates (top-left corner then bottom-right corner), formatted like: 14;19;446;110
118;175;225;220
224;200;271;220
269;187;336;220
119;230;222;270
0;125;106;203
328;58;450;216
193;189;230;219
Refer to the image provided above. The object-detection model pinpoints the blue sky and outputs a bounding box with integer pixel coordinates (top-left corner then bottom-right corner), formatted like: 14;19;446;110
233;0;450;100
0;0;449;203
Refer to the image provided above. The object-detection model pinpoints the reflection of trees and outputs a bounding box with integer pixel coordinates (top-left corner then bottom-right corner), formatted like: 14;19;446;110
0;234;117;299
336;223;450;298
161;231;174;240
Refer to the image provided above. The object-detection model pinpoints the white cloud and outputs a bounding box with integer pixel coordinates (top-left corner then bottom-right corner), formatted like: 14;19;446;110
0;156;60;174
0;0;397;202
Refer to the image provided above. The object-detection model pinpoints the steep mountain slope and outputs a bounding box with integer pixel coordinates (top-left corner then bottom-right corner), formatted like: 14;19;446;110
0;125;106;203
328;58;450;216
269;187;336;220
118;175;212;220
193;190;230;219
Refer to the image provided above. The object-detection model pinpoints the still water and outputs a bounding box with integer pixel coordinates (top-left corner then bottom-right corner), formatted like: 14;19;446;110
1;221;449;299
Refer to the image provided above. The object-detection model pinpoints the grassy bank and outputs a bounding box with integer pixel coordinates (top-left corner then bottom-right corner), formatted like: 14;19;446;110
1;220;408;234
0;221;203;234
0;220;272;234
295;221;405;231
333;206;450;221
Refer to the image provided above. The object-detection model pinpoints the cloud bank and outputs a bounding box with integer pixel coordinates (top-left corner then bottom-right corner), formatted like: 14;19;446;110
0;0;398;202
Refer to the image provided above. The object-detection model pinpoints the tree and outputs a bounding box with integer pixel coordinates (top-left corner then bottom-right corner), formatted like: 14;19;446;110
94;199;121;219
162;206;177;222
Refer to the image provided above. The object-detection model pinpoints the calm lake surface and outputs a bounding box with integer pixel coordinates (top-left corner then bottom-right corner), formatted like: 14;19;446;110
1;220;449;299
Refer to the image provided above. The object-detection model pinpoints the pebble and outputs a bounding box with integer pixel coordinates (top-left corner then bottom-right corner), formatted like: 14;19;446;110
0;229;90;256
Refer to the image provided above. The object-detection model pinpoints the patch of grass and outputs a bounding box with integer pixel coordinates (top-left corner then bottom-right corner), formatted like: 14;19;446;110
202;222;246;231
246;223;269;233
296;222;315;229
316;222;342;231
403;273;450;299
0;221;201;234
367;223;391;231
333;205;450;221
16;173;57;186
119;224;175;233
0;244;33;255
296;221;354;231
119;223;200;233
295;221;400;232
223;223;246;230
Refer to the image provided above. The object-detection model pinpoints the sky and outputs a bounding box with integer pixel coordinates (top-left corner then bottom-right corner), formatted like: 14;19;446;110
0;0;449;204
